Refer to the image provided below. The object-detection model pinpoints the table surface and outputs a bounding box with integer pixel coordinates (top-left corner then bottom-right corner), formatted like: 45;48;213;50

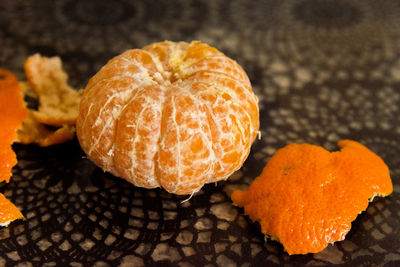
1;0;400;266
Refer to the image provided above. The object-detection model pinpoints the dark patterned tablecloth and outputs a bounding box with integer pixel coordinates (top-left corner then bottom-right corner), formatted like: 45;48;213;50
1;0;400;266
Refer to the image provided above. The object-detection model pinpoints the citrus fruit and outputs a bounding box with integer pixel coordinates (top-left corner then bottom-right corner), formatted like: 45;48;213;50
0;193;24;227
231;140;393;255
0;69;27;182
77;41;259;195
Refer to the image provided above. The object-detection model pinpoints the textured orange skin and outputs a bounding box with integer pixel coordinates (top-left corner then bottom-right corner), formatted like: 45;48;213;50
231;140;393;255
0;69;28;182
0;193;24;226
77;41;259;195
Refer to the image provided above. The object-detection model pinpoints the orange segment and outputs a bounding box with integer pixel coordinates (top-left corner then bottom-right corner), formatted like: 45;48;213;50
0;69;28;182
0;193;24;227
231;140;393;255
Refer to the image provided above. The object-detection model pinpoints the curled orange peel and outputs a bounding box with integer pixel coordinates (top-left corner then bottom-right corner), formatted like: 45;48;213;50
0;193;24;227
0;69;26;227
231;140;393;255
16;54;81;147
0;69;28;182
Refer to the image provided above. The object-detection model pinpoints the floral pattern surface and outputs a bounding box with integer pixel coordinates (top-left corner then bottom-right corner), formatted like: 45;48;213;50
0;0;400;266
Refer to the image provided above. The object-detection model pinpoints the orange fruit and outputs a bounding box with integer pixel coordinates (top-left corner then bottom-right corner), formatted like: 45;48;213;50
231;140;393;255
0;193;24;227
77;41;259;195
0;69;28;182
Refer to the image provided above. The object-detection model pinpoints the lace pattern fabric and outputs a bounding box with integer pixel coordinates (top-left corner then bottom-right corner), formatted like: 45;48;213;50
1;0;400;265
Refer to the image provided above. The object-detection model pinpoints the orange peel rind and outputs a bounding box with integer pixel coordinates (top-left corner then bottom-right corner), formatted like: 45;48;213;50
16;54;82;147
0;69;26;226
0;193;24;227
0;69;28;182
24;54;82;127
17;110;76;147
231;140;393;255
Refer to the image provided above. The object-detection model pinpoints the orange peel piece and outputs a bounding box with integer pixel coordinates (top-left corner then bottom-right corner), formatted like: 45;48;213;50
24;54;82;127
0;69;28;182
231;140;393;255
16;54;82;146
0;193;24;227
17;110;76;147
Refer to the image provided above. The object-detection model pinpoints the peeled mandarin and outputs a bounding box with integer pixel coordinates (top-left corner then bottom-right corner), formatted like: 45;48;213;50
231;140;393;255
77;41;259;195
